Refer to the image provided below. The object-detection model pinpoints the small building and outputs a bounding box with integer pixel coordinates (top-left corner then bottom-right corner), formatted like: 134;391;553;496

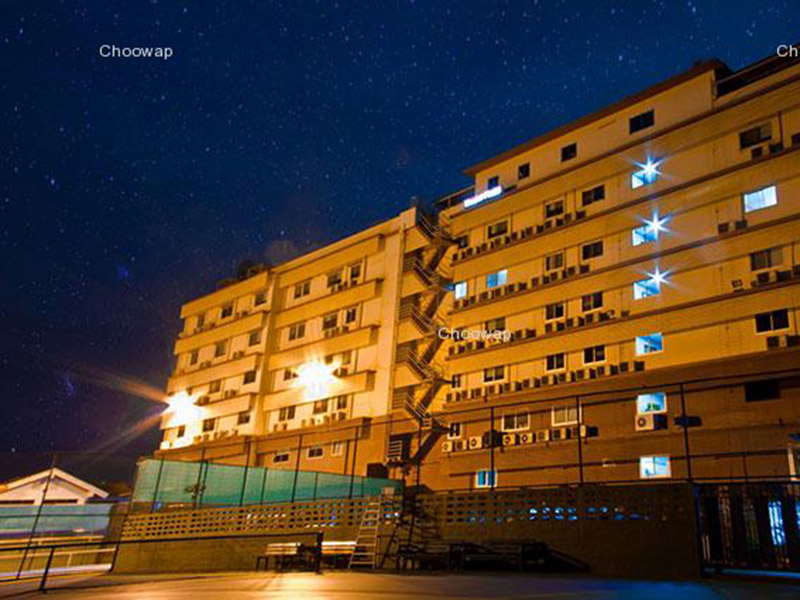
0;468;109;506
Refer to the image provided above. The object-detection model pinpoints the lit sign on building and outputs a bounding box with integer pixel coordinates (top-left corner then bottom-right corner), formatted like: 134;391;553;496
463;186;502;208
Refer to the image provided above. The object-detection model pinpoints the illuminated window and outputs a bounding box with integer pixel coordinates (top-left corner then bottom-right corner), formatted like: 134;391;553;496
743;186;777;213
483;366;505;382
545;199;564;218
221;303;234;318
518;163;530;179
750;247;782;271
739;123;771;149
633;278;660;300
631;159;661;189
561;143;577;162
581;240;604;260
583;345;605;365
639;455;670;479
545;252;564;271
636;333;663;355
294;280;311;299
243;370;256;384
503;412;529;431
755;309;789;333
453;281;468;299
307;446;324;459
768;500;786;547
545;353;565;372
248;330;261;346
581;292;603;312
486;270;508;289
273;452;290;463
581;185;605;206
552;406;580;426
629;109;655;134
487;220;509;239
447;422;462;439
632;224;657;246
637;392;667;414
545;302;565;321
476;469;497;488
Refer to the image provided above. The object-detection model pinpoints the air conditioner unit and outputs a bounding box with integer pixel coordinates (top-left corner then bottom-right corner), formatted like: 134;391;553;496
551;427;572;441
635;413;666;432
452;439;465;451
502;433;518;446
767;335;799;349
517;432;532;445
441;441;454;453
468;436;482;450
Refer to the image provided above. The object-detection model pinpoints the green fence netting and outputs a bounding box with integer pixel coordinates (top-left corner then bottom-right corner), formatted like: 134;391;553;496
131;458;402;508
0;504;114;536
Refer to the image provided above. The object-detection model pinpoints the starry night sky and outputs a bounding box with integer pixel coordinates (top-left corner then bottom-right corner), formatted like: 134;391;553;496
1;1;797;473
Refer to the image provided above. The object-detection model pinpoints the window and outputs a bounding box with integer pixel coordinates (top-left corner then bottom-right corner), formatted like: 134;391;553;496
447;423;462;439
313;399;330;414
545;252;564;271
487;175;500;189
583;345;605;365
633;278;661;300
202;418;216;432
177;425;186;438
221;303;234;318
208;380;222;393
755;309;789;333
581;292;603;312
322;313;338;330
768;500;786;547
273;452;290;464
545;302;565;321
196;313;205;329
243;370;256;384
307;446;324;459
453;281;468;300
631;162;660;189
485;317;505;332
238;411;251;425
248;330;261;346
639;456;671;479
288;322;305;341
254;291;267;306
632;224;658;246
452;374;462;388
629;109;655;134
278;406;296;421
331;441;344;456
518;163;530;179
581;185;605;206
636;333;663;355
739;122;771;149
336;395;348;410
637;392;667;414
189;350;199;365
344;306;358;324
327;270;343;288
581;241;603;261
552;406;580;426
561;143;577;162
454;234;469;249
750;247;783;271
476;469;497;488
545;353;565;372
294;280;311;299
349;263;362;280
214;341;227;358
745;380;781;402
487;220;509;239
503;412;529;432
743;185;777;213
483;366;505;383
486;270;508;289
283;368;297;381
544;199;564;218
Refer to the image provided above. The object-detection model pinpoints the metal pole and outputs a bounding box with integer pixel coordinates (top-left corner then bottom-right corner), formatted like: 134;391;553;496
239;440;251;507
260;464;268;505
679;383;693;483
291;434;303;502
348;426;359;499
17;453;57;580
195;447;207;509
313;471;319;500
489;407;495;490
150;456;165;513
38;546;55;592
575;396;584;486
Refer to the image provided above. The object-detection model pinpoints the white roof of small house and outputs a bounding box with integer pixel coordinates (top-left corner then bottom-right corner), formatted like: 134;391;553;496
0;468;109;501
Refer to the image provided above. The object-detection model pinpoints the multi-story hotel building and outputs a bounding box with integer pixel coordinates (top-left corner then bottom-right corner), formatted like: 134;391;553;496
157;51;800;491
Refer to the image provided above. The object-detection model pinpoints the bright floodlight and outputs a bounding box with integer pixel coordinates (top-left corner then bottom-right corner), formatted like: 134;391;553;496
645;212;669;234
165;390;201;423
631;157;662;189
647;267;669;287
295;360;338;400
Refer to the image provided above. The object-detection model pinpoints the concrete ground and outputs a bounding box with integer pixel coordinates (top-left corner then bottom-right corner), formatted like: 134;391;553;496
1;571;798;599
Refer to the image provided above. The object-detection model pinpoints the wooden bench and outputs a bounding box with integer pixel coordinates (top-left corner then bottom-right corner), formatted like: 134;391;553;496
256;542;319;572
320;540;356;569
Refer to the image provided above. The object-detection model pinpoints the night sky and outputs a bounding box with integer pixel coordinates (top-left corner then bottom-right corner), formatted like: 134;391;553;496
1;1;797;475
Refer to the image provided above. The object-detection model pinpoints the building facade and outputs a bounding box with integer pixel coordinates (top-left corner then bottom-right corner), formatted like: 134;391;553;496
156;52;800;492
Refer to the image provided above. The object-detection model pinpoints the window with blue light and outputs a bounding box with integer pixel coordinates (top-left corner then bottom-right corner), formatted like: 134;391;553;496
743;185;777;213
636;333;663;355
633;278;660;300
632;224;657;246
639;455;670;479
631;160;661;189
453;281;468;300
768;500;786;547
476;469;497;488
637;392;667;414
486;269;508;289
